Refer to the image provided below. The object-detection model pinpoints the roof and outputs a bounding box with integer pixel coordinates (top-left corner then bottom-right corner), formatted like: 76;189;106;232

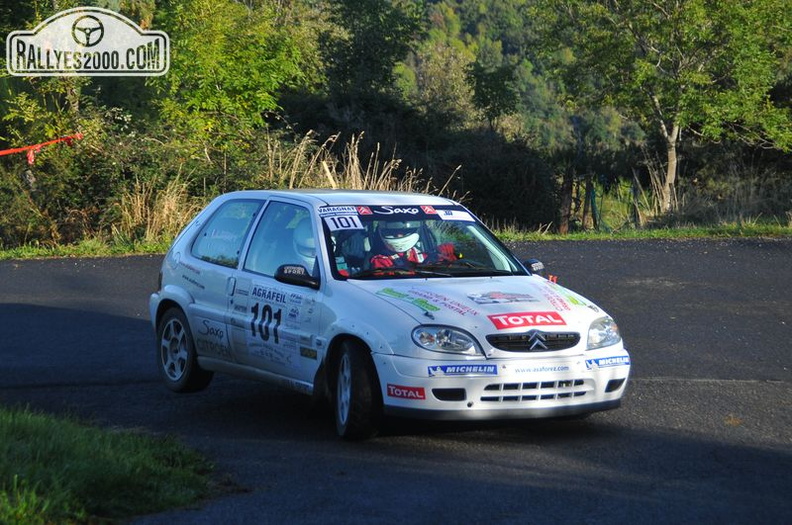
217;189;460;208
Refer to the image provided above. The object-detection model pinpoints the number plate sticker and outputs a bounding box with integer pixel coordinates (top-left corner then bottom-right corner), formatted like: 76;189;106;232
247;284;308;368
323;215;364;231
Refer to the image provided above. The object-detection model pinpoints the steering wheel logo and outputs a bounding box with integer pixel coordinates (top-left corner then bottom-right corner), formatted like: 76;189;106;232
71;15;104;47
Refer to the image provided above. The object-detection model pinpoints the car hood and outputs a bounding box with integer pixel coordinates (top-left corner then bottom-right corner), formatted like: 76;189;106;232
347;275;606;334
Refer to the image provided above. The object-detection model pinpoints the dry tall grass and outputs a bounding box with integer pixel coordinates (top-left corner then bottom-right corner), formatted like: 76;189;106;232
252;131;459;195
113;176;204;243
113;132;462;243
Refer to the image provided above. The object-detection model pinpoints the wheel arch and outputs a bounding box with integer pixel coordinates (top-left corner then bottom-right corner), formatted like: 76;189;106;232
319;334;381;402
153;285;195;329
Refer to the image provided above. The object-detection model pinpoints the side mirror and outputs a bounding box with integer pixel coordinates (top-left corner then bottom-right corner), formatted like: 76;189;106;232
524;258;546;277
524;258;558;283
275;264;320;290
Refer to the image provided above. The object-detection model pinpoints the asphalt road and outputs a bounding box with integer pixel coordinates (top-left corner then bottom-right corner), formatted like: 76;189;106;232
1;239;790;524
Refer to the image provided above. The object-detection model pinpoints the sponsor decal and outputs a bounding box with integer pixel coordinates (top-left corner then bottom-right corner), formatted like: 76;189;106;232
194;318;230;357
541;288;571;312
407;288;479;316
178;261;201;275
319;205;358;216
247;283;309;369
543;281;590;311
428;364;498;377
7;7;169;76
585;356;631;369
181;274;205;290
281;265;309;276
377;287;441;313
513;365;571;373
357;206;373;215
251;285;287;303
488;311;566;329
421;205;437;214
468;291;538;304
372;206;421;216
387;384;426;400
378;287;480;317
437;209;475;222
195;338;231;358
198;319;225;340
300;346;317;360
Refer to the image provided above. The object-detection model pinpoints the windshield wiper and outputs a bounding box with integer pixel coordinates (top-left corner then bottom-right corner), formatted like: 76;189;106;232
349;267;452;279
422;260;516;275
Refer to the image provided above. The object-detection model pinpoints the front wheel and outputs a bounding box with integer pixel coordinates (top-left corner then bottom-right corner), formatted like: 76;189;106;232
157;307;213;393
334;340;382;440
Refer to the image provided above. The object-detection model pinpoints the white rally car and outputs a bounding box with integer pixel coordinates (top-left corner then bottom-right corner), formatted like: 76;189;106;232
150;190;630;439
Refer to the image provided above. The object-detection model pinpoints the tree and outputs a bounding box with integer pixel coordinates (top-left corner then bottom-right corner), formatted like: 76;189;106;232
323;0;427;97
536;0;792;212
467;39;519;130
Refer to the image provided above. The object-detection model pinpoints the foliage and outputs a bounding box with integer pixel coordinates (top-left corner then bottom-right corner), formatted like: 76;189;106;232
532;0;792;211
1;0;791;250
154;0;305;131
322;0;427;98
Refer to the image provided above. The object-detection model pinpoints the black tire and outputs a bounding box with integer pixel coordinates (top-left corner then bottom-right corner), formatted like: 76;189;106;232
156;307;213;393
334;340;382;440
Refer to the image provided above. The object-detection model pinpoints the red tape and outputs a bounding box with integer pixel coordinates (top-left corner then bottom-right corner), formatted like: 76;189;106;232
0;133;84;165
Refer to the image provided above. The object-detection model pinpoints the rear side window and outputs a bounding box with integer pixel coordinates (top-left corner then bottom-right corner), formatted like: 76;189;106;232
191;200;262;268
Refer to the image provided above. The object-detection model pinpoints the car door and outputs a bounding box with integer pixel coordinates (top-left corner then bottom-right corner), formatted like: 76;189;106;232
186;198;263;363
227;200;324;386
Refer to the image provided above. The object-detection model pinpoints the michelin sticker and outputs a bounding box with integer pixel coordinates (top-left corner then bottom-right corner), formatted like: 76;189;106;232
428;364;498;377
585;356;631;370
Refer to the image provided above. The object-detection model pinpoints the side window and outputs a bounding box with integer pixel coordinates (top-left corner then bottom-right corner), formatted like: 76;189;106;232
191;200;262;268
244;202;317;276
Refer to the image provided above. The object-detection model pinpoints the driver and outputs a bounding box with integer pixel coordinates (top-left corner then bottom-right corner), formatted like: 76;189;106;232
370;220;456;269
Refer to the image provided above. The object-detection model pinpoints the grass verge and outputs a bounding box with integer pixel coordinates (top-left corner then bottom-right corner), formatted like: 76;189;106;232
1;224;791;261
0;238;171;261
0;406;211;524
495;223;792;242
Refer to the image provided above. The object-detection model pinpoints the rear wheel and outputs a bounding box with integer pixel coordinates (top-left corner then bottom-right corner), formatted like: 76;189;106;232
334;340;381;439
157;307;213;392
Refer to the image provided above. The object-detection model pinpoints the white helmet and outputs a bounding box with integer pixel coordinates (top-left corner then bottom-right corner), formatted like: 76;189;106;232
293;219;316;268
379;221;420;253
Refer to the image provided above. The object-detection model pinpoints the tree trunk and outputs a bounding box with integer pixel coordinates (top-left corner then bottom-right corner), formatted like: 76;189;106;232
655;115;680;213
582;175;595;230
660;139;678;212
558;166;574;234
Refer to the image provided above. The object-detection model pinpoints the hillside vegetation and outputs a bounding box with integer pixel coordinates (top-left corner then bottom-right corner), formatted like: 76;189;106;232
1;0;791;249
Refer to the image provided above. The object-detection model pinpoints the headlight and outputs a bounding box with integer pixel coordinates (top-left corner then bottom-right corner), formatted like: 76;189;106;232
412;326;481;355
587;317;622;350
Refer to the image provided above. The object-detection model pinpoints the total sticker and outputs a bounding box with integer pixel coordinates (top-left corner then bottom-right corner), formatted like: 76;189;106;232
488;311;566;329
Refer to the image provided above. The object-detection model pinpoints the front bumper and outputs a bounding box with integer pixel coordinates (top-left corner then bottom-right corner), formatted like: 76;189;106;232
372;350;630;421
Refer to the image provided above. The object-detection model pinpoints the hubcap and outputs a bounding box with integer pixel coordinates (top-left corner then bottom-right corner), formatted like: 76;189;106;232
160;318;188;381
337;353;352;426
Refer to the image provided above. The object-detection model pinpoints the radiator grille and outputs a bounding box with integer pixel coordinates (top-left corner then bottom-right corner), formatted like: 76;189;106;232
480;379;587;402
486;330;580;352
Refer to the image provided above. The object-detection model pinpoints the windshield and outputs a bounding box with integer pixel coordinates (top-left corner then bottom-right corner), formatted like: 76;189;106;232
320;204;527;280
